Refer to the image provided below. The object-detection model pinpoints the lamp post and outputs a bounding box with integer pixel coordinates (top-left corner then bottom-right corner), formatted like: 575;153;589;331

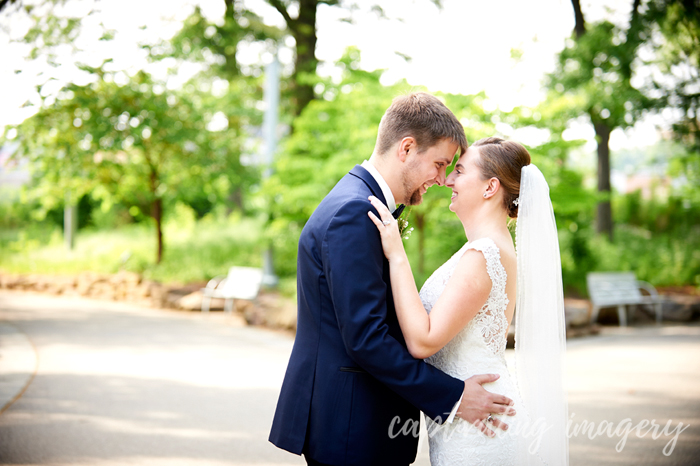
261;54;280;287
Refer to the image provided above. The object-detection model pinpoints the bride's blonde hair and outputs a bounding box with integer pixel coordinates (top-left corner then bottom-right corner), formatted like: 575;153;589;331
472;137;531;218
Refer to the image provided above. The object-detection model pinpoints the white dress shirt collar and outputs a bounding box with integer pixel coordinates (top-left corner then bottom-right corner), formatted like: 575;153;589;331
361;160;396;213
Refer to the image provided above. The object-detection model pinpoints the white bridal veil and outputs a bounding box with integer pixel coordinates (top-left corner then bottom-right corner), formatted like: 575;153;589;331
514;164;569;465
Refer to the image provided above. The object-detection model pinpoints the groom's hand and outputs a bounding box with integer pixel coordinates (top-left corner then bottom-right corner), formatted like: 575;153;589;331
457;374;516;437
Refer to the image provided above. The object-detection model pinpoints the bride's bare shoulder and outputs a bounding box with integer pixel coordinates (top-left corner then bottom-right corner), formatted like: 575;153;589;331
488;236;517;291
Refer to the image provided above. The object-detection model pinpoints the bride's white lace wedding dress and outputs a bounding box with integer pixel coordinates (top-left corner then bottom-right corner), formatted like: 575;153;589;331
420;237;531;466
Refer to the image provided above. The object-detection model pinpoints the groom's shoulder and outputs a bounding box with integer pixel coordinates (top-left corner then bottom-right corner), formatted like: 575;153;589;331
306;171;372;229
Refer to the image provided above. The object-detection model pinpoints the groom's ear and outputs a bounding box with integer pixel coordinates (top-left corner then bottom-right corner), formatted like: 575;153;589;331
397;136;416;163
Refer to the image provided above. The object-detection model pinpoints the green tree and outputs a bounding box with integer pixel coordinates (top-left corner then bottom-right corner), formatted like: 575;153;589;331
8;68;245;264
163;0;444;119
141;3;273;213
263;48;410;275
263;48;595;289
550;0;651;241
645;0;700;204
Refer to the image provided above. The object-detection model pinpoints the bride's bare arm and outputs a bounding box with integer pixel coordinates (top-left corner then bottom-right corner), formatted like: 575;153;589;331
368;196;491;359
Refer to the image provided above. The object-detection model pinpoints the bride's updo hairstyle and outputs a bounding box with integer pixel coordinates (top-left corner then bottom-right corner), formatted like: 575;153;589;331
472;137;531;218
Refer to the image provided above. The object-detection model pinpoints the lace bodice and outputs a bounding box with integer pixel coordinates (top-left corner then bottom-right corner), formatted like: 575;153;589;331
419;237;526;466
420;237;510;359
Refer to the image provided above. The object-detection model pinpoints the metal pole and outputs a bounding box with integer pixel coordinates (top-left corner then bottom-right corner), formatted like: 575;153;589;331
261;54;280;287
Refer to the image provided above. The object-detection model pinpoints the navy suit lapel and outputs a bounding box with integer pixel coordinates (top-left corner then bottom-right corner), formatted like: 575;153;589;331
349;165;388;207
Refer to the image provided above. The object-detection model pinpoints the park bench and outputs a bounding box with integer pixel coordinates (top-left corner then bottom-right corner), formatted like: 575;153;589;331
587;272;663;326
201;266;263;313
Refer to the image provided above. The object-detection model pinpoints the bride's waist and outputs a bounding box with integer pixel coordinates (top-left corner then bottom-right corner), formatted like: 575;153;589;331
426;352;510;380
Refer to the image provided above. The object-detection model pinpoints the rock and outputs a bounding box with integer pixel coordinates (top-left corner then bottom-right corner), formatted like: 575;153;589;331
147;282;168;308
661;294;700;322
235;300;254;313
0;273;20;289
175;291;204;310
265;301;297;330
132;282;152;298
76;272;107;296
109;271;142;286
565;298;591;328
90;282;116;301
244;304;266;326
25;275;46;292
256;293;297;330
226;313;248;327
46;276;75;295
566;324;601;339
164;290;183;309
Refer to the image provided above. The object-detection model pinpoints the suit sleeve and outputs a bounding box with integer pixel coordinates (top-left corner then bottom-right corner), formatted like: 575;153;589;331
322;198;464;422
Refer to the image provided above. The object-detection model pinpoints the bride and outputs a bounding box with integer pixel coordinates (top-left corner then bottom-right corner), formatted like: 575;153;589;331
368;137;569;465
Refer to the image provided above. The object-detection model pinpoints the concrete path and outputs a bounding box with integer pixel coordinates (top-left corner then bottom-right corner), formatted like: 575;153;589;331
0;322;37;415
0;290;698;465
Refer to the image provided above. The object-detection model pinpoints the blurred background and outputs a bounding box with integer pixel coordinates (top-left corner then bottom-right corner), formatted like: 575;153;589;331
1;1;699;465
0;0;698;317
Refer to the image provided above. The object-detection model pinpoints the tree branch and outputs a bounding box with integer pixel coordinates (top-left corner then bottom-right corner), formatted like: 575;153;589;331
631;0;641;21
571;0;585;38
0;0;16;13
266;0;295;29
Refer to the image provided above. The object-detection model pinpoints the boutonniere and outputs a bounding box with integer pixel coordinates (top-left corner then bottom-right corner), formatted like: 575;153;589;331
397;208;414;240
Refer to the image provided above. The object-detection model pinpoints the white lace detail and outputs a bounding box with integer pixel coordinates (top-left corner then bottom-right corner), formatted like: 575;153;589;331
419;237;528;466
420;237;509;357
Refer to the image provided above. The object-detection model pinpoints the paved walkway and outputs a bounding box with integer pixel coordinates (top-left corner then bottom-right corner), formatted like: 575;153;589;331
0;290;699;465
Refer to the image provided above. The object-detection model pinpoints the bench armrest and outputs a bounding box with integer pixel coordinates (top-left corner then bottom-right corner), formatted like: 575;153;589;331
203;275;226;291
637;280;659;298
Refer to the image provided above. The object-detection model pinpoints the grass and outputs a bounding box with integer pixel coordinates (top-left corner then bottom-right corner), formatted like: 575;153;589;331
0;213;266;285
2;209;696;301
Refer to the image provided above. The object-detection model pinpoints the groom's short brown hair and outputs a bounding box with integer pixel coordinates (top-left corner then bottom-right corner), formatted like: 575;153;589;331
375;92;467;157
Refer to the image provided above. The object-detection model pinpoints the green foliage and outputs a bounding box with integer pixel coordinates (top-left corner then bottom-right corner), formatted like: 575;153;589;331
263;48;413;276
644;0;700;200
145;5;282;79
2;3;697;294
0;207;264;284
549;20;650;128
5;66;258;262
591;225;700;288
263;49;600;292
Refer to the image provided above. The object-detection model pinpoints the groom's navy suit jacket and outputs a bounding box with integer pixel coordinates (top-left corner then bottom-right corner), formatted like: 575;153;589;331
269;166;464;465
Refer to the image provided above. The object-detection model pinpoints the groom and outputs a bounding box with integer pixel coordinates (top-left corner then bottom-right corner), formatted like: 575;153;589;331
269;93;515;466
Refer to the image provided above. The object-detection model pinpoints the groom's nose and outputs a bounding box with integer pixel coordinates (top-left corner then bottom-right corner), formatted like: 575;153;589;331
435;169;447;187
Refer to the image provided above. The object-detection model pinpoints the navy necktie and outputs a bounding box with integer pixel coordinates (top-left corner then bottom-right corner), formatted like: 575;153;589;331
393;204;405;219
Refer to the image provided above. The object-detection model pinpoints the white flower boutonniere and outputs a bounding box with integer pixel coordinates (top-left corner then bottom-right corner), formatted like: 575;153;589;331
397;208;414;240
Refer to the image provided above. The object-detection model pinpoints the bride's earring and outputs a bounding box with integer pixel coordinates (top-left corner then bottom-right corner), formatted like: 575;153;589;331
483;193;488;198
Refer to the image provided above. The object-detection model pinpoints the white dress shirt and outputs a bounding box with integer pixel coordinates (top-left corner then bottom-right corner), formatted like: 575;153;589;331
361;160;396;213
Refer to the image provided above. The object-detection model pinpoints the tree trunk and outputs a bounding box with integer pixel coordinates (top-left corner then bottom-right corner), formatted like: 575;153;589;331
594;122;613;241
150;170;164;264
291;0;318;117
227;185;244;213
222;0;240;77
571;0;585;38
154;197;163;264
571;0;613;241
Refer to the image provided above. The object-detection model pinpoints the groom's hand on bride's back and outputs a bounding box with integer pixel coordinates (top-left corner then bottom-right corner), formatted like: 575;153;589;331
457;374;516;437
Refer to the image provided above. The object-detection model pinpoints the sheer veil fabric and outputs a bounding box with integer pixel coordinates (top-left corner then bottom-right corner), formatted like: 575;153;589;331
514;164;570;465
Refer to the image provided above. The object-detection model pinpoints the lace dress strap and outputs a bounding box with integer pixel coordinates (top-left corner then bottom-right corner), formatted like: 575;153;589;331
464;238;507;294
463;237;510;355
